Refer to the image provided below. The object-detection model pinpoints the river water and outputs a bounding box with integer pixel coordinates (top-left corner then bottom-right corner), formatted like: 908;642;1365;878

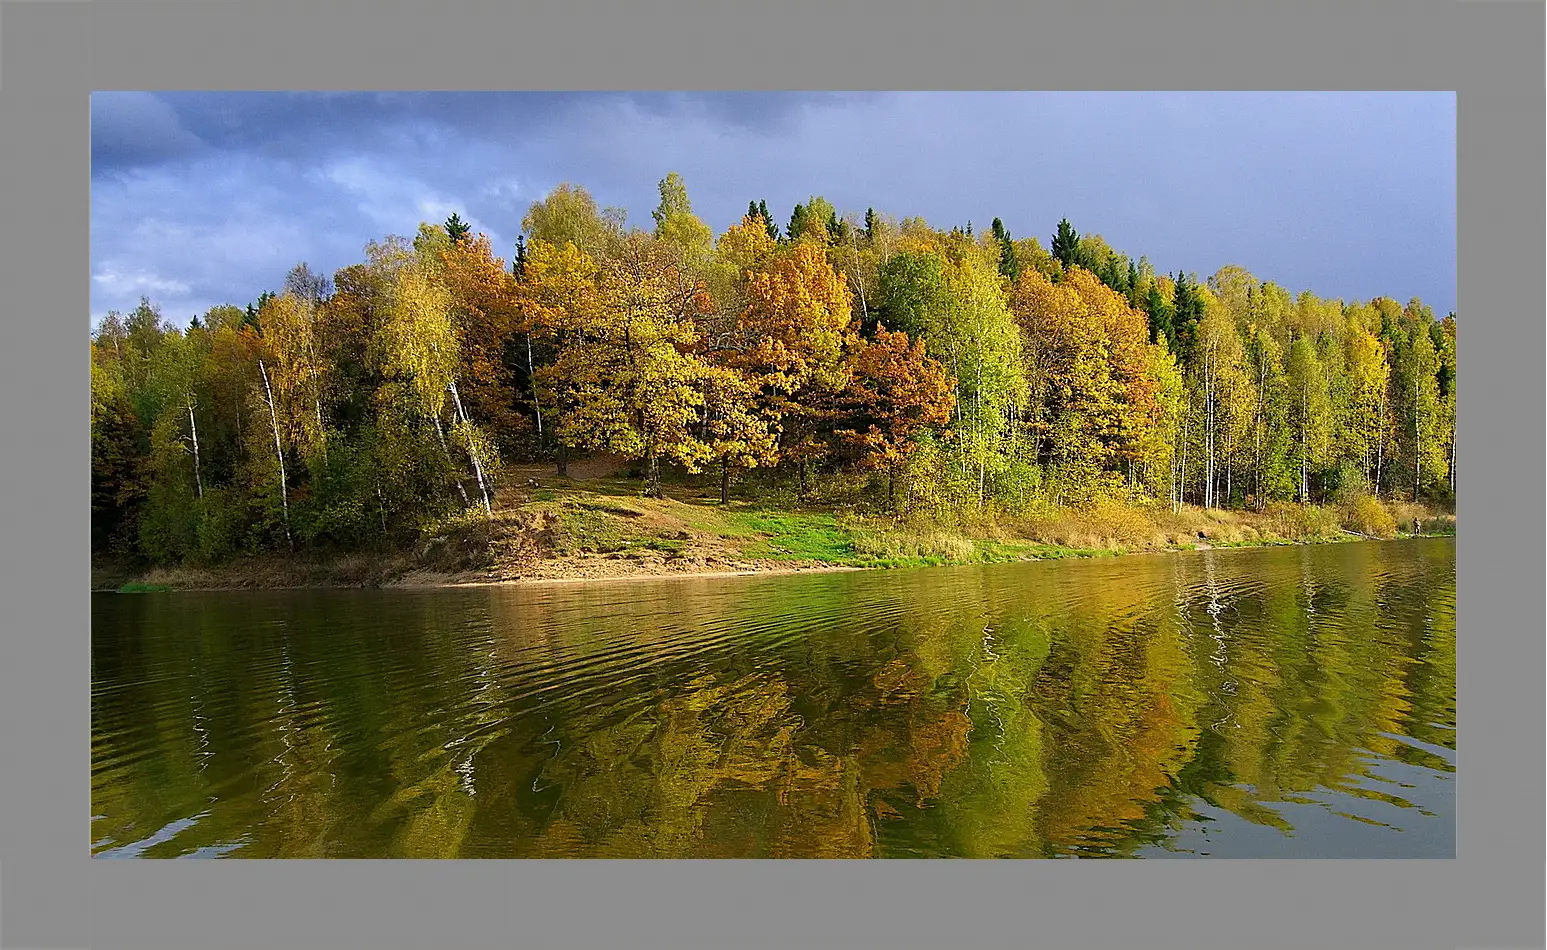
91;537;1455;858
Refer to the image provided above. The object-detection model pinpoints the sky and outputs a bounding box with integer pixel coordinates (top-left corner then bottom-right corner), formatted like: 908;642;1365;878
89;91;1457;326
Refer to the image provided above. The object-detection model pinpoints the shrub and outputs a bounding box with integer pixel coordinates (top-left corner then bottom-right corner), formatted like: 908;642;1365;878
1085;497;1157;544
1340;493;1397;539
193;485;264;563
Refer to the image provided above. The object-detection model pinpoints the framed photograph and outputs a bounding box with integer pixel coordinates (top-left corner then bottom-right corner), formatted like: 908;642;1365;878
89;90;1457;862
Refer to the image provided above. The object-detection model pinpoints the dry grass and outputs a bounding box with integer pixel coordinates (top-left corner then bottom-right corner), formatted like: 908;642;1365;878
996;498;1376;551
849;529;977;564
1254;502;1345;541
123;552;409;590
1386;499;1456;535
1015;501;1163;551
1006;501;1258;551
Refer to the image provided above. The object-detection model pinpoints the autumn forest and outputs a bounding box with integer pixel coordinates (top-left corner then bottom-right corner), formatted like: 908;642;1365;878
89;174;1457;570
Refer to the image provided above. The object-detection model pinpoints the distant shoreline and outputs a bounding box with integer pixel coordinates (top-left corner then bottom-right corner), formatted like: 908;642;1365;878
93;525;1454;594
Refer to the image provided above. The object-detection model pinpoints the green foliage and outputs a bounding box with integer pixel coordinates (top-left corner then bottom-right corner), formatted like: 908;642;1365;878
1141;283;1175;347
786;203;806;242
136;411;201;563
652;173;693;232
91;356;148;553
192;485;263;563
876;252;950;340
293;438;380;550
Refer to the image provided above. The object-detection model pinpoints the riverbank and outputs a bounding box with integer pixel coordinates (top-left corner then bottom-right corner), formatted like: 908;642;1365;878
92;468;1455;592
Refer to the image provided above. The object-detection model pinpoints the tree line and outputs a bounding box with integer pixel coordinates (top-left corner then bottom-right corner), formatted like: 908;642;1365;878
90;174;1457;565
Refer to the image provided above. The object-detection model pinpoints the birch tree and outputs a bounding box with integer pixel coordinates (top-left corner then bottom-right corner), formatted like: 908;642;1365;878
382;258;495;515
1284;334;1333;503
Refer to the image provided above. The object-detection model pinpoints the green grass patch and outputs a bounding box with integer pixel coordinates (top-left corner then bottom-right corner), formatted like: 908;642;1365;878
674;505;756;538
723;509;1133;571
969;539;1027;563
551;502;641;555
729;511;858;563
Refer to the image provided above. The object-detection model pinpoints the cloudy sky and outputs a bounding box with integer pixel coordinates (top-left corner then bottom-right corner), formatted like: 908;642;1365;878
90;91;1456;326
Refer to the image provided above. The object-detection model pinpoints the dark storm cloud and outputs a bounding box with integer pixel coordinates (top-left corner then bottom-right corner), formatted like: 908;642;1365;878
91;92;858;178
89;91;1455;329
90;92;210;172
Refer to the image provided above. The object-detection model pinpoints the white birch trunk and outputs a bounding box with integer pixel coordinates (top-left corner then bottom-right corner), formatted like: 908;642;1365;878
186;398;203;499
258;359;292;549
527;333;543;438
1374;383;1386;498
1300;387;1309;504
1204;348;1216;510
1255;356;1265;504
448;379;493;516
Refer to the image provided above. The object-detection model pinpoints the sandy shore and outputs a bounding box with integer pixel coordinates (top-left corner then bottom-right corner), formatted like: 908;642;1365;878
389;563;868;589
96;532;1459;594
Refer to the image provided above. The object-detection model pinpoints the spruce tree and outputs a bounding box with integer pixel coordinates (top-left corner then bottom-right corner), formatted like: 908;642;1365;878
1051;218;1082;271
1144;284;1174;347
787;203;807;242
991;218;1022;282
1171;272;1203;356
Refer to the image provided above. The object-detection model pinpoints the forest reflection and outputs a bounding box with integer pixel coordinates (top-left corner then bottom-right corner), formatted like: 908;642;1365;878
91;538;1455;859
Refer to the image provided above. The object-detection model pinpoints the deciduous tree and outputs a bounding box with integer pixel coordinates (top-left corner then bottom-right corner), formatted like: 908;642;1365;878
833;326;956;506
535;235;717;497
